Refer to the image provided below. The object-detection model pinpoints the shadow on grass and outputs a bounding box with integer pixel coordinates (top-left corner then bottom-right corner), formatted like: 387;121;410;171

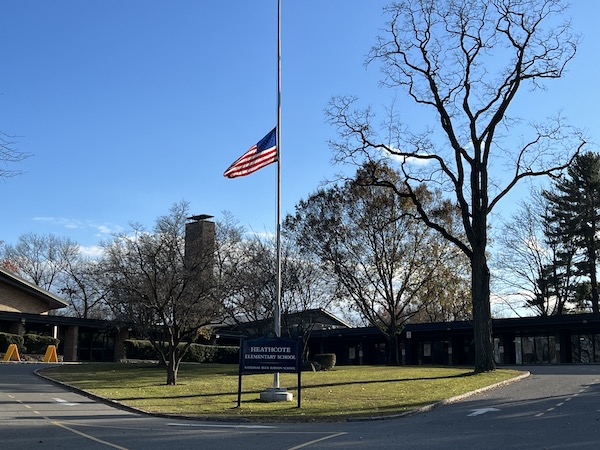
113;371;478;402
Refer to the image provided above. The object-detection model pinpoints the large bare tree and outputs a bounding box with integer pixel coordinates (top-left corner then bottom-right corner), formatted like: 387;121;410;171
286;162;465;364
103;202;220;385
327;0;585;371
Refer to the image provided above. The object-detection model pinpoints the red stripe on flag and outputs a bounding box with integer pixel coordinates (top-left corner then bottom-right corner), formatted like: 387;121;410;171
224;145;277;178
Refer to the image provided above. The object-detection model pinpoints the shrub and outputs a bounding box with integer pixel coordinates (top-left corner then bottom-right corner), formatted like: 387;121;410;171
0;332;25;354
23;334;59;354
123;339;160;360
314;353;336;370
211;345;239;364
183;344;238;363
123;339;239;364
183;343;216;362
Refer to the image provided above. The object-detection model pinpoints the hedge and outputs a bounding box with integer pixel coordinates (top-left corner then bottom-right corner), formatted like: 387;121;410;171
122;339;159;360
0;332;59;355
23;334;60;354
0;332;25;354
123;339;239;364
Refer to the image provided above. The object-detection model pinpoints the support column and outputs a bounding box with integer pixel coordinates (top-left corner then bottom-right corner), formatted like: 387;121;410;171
113;329;129;361
63;326;79;362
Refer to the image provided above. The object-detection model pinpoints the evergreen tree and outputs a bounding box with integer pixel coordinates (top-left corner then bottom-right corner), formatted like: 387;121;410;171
534;202;580;315
543;152;600;314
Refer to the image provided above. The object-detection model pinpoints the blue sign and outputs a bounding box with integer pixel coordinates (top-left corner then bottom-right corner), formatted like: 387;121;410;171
242;337;299;373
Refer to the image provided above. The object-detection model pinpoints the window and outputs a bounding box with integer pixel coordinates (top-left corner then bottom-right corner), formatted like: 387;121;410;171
571;334;597;363
515;335;556;364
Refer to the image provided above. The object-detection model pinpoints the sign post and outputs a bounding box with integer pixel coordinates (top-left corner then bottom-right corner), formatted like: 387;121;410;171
238;336;302;408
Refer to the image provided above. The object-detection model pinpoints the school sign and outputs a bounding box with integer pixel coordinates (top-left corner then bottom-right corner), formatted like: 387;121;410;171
237;336;302;407
242;337;300;373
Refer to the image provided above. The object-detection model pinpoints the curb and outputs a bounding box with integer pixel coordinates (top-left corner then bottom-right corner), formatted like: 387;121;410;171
347;371;531;422
34;366;530;424
34;366;250;423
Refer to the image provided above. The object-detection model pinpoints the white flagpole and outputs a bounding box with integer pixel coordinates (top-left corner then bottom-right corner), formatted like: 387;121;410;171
273;0;282;390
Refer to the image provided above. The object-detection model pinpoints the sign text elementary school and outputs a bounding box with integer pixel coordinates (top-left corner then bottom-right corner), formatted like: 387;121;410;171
242;337;299;373
237;336;303;407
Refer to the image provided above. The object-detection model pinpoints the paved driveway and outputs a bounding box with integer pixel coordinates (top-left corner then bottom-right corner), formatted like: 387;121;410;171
1;363;599;449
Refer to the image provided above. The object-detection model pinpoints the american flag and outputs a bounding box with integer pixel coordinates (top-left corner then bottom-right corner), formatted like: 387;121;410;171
224;128;277;178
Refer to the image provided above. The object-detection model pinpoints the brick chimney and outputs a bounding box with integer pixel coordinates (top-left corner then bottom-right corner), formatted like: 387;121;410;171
185;214;215;290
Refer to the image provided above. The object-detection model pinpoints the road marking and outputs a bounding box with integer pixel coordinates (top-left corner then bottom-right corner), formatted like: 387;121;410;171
167;421;348;449
167;422;276;429
535;413;544;417
287;432;347;450
557;402;564;406
50;420;129;450
546;407;555;412
468;407;500;417
53;397;80;406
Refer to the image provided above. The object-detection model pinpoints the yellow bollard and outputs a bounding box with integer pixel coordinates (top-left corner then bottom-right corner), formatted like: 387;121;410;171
3;344;21;362
43;345;58;363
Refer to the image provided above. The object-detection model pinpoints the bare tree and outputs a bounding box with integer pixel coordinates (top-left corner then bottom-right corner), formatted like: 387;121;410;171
495;194;580;316
103;202;220;385
215;215;336;349
213;211;248;323
327;0;585;371
1;130;30;179
280;239;337;360
1;233;79;292
219;232;278;335
59;257;112;319
410;261;472;323
286;162;464;364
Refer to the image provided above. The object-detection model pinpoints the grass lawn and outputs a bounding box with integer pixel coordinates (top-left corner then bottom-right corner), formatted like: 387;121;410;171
39;363;524;422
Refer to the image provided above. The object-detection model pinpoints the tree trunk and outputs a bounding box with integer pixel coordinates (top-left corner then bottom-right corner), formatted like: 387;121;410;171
589;260;599;315
587;237;599;314
386;322;401;365
166;356;179;385
471;247;495;372
388;335;401;365
166;341;179;385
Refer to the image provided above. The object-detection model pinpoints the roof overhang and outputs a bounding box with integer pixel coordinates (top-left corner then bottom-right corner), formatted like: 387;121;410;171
0;267;69;310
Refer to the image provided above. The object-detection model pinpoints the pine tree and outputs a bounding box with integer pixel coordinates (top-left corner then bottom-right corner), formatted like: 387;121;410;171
543;152;600;314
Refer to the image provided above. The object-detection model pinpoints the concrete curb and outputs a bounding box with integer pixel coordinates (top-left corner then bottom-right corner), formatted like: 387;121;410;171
347;371;531;422
34;366;250;423
34;365;530;423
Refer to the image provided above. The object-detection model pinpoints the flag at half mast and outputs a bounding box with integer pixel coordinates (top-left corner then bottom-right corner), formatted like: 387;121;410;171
224;128;277;178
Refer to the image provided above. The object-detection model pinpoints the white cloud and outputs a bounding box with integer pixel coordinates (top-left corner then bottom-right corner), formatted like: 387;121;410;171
33;216;81;229
93;224;120;236
80;245;104;259
33;216;121;236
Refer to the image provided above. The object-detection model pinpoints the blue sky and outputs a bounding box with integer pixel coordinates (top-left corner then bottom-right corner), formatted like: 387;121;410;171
1;0;598;255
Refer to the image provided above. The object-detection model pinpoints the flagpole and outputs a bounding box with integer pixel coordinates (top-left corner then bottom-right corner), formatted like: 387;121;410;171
273;0;283;390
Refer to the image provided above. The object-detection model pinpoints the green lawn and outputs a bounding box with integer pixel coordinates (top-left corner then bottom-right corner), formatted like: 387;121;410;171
40;363;524;421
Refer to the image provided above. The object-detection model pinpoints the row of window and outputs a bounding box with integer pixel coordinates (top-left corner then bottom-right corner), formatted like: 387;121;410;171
508;334;600;364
